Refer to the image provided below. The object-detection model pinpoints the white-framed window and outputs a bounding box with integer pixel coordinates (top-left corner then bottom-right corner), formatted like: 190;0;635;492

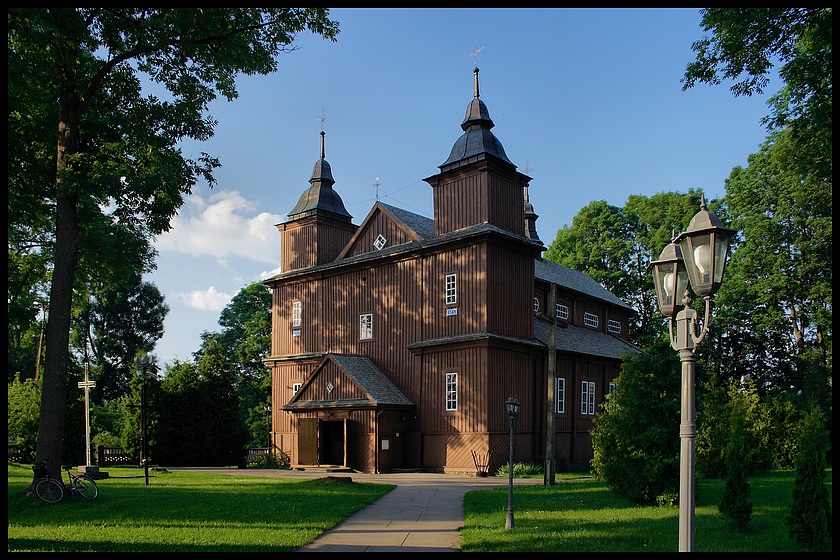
374;234;387;251
609;382;616;397
608;319;621;334
292;301;302;328
292;382;302;395
584;312;600;328
556;377;566;413
445;372;458;411
359;313;373;340
556;303;569;320
534;297;540;312
581;380;596;415
445;273;457;305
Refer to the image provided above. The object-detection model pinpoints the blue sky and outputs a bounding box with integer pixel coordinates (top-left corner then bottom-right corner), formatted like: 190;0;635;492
148;8;777;365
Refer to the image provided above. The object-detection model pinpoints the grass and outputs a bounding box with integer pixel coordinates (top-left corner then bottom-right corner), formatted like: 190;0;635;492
8;463;831;552
7;463;393;552
460;469;832;552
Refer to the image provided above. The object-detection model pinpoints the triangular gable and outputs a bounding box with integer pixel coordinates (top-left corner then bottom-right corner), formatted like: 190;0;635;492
336;202;425;260
282;353;414;411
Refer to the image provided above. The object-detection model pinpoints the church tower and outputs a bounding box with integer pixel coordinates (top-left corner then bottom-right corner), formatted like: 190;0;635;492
278;129;356;271
424;66;536;239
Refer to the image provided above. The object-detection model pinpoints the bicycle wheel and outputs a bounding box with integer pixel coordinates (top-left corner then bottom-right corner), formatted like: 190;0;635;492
35;478;64;503
73;474;99;499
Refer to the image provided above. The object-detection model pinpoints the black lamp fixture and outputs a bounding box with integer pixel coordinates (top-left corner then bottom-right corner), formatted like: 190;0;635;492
504;395;520;530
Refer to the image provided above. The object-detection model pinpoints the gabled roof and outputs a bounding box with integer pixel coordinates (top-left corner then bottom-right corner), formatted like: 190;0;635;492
534;258;635;312
534;319;640;360
281;353;414;411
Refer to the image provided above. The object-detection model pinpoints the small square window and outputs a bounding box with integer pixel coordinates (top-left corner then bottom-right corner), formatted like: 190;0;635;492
374;234;387;251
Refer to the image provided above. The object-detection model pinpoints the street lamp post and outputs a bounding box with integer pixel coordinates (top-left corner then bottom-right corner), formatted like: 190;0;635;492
134;354;156;486
650;195;734;552
505;395;520;530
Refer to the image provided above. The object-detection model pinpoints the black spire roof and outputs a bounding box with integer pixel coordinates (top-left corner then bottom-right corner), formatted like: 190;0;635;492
439;66;513;172
287;130;352;220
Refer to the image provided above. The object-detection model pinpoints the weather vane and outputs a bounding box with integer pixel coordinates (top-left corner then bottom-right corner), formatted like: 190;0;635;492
469;42;484;67
318;109;328;132
374;175;381;202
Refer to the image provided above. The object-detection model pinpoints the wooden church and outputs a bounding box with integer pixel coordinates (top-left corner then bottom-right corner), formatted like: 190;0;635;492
263;66;638;474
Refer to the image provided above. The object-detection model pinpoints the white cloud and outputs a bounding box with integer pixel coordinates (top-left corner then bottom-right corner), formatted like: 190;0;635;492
174;286;235;312
154;189;285;264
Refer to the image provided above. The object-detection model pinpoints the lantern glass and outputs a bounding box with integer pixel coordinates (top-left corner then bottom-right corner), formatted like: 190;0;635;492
650;242;688;319
505;396;520;417
678;229;732;297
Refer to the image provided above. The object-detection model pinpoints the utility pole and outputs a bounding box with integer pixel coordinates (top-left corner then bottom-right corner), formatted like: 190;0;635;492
544;283;556;485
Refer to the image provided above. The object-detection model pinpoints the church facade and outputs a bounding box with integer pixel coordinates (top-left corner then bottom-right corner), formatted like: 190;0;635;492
263;67;637;474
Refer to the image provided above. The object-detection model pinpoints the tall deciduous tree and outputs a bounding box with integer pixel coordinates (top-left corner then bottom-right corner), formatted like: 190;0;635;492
543;190;709;344
197;282;272;447
713;129;831;406
7;8;339;480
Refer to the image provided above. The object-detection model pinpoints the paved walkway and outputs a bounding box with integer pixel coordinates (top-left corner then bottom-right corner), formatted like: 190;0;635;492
169;467;545;552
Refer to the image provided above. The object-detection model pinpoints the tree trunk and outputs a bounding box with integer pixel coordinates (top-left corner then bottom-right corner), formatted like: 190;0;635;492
33;95;83;487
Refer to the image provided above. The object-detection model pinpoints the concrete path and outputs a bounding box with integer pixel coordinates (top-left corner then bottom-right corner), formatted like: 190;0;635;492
168;467;545;552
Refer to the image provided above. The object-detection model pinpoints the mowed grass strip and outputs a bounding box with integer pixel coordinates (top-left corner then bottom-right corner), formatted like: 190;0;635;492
460;469;831;552
7;464;394;552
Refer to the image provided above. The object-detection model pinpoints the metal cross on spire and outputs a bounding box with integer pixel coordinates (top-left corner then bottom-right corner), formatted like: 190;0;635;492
469;42;484;68
374;175;381;202
318;109;328;132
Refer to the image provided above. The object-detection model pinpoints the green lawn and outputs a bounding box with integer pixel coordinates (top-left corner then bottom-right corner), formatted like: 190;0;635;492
460;469;832;552
8;463;831;552
7;463;394;552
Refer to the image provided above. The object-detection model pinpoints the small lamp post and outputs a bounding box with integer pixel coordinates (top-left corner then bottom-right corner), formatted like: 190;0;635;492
505;395;520;530
134;354;156;486
650;195;734;552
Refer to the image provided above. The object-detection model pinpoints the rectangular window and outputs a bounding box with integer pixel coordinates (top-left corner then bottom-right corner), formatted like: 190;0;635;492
556;303;569;320
292;383;302;395
581;380;596;415
534;297;540;312
608;319;621;333
359;313;373;340
445;372;458;411
292;301;302;328
609;382;616;397
584;312;600;328
445;273;457;305
556;377;565;413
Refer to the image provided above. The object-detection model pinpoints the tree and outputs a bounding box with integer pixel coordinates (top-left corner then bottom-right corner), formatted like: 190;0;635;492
8;8;339;480
591;341;681;506
712;129;831;406
197;282;272;447
682;9;831;155
75;272;168;404
543;190;711;344
154;341;248;466
718;383;754;532
785;404;832;550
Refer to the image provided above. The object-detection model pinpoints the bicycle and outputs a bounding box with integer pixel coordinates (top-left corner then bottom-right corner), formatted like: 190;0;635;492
33;460;99;503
